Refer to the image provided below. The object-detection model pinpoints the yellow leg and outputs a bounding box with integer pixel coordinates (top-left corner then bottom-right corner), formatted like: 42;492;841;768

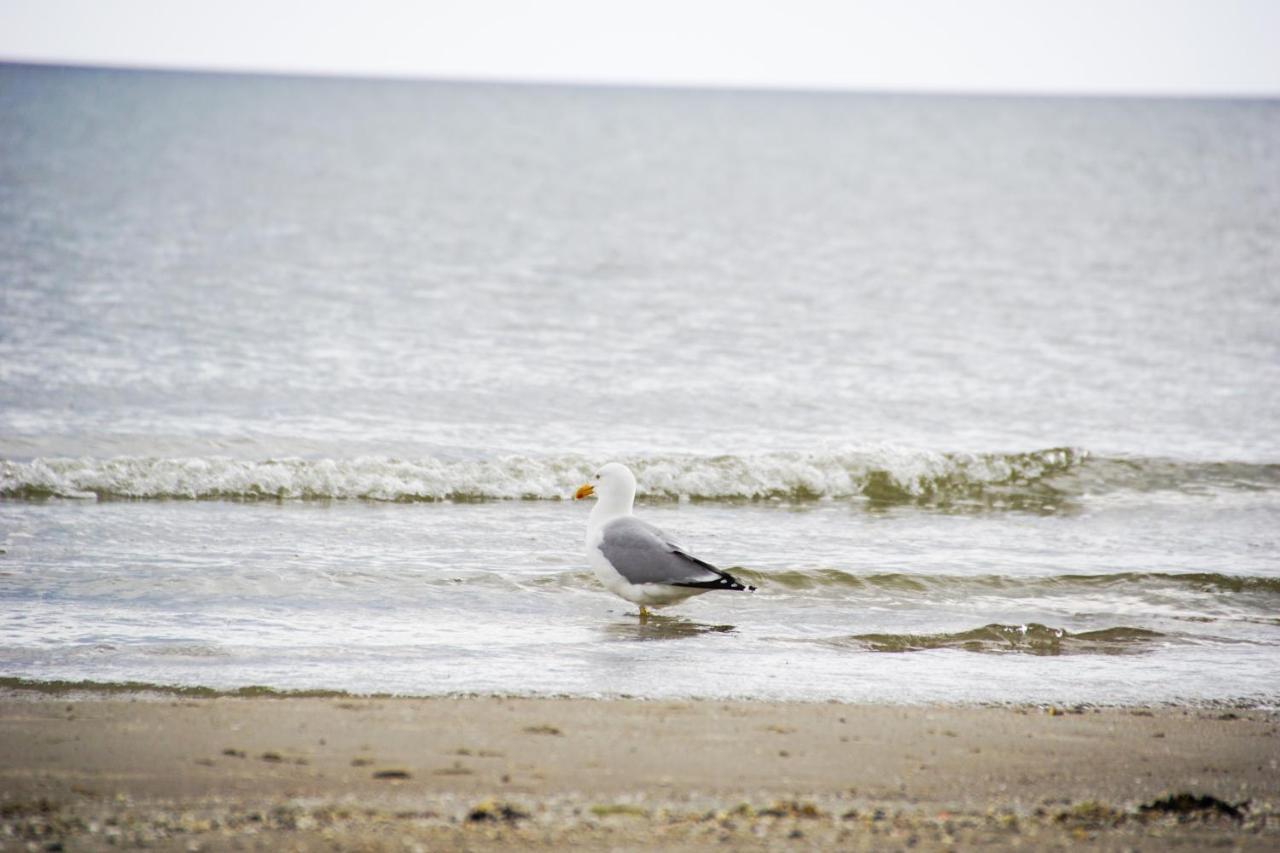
638;605;650;623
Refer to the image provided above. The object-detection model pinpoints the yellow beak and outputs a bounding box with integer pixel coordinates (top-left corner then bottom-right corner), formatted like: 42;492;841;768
574;483;595;500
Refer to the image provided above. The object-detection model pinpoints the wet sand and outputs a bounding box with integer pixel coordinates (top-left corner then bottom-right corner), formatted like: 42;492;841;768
1;691;1277;850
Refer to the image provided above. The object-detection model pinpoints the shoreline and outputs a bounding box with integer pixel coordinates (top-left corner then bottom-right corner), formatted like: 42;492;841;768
3;676;1275;711
2;691;1276;849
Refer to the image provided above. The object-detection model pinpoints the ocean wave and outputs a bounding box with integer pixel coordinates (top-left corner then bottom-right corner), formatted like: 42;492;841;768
826;623;1166;655
749;570;1280;596
1;448;1277;505
520;568;1280;600
445;569;1280;619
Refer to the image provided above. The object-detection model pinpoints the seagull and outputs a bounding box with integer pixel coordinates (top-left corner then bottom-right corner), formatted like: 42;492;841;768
574;462;755;620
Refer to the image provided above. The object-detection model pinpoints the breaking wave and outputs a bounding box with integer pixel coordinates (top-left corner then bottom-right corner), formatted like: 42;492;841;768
2;448;1277;505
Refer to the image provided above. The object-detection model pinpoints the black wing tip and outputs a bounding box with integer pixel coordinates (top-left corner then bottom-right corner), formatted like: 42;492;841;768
672;574;757;593
720;571;755;593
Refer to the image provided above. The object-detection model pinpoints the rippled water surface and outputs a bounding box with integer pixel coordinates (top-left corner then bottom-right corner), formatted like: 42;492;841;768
1;65;1278;704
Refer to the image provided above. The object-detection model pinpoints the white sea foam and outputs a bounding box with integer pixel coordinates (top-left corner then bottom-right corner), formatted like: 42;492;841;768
0;447;1099;502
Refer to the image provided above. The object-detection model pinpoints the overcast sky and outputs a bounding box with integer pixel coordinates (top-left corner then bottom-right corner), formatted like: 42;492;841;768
2;0;1278;96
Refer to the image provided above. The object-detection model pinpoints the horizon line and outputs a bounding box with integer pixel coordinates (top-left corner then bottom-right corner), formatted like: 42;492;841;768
4;57;1279;102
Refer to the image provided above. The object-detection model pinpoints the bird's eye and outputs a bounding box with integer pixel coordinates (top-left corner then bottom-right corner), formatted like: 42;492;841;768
595;474;600;480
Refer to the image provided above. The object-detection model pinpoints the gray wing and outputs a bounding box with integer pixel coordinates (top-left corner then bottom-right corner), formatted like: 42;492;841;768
598;517;753;591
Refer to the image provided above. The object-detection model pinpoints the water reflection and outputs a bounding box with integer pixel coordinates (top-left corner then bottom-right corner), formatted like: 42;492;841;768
603;614;736;642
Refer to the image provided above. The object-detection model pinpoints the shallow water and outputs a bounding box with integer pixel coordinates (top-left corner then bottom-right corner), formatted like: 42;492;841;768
2;496;1278;703
1;65;1278;704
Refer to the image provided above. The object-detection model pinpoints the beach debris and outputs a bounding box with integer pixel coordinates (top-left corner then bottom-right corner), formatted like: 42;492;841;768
1054;801;1124;828
372;768;412;780
259;751;284;763
523;724;562;735
1139;793;1246;820
757;800;823;819
220;748;246;758
467;799;529;823
350;757;373;767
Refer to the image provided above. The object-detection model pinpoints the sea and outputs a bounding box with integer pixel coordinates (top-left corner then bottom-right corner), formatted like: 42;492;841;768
2;63;1278;706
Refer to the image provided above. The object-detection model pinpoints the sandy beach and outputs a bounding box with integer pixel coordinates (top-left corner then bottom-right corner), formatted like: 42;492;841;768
1;688;1276;850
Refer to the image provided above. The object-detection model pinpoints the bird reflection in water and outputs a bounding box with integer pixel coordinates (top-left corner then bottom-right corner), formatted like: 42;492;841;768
603;613;736;641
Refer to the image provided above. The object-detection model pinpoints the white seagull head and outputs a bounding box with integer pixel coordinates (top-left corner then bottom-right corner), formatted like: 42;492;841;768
574;462;637;517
